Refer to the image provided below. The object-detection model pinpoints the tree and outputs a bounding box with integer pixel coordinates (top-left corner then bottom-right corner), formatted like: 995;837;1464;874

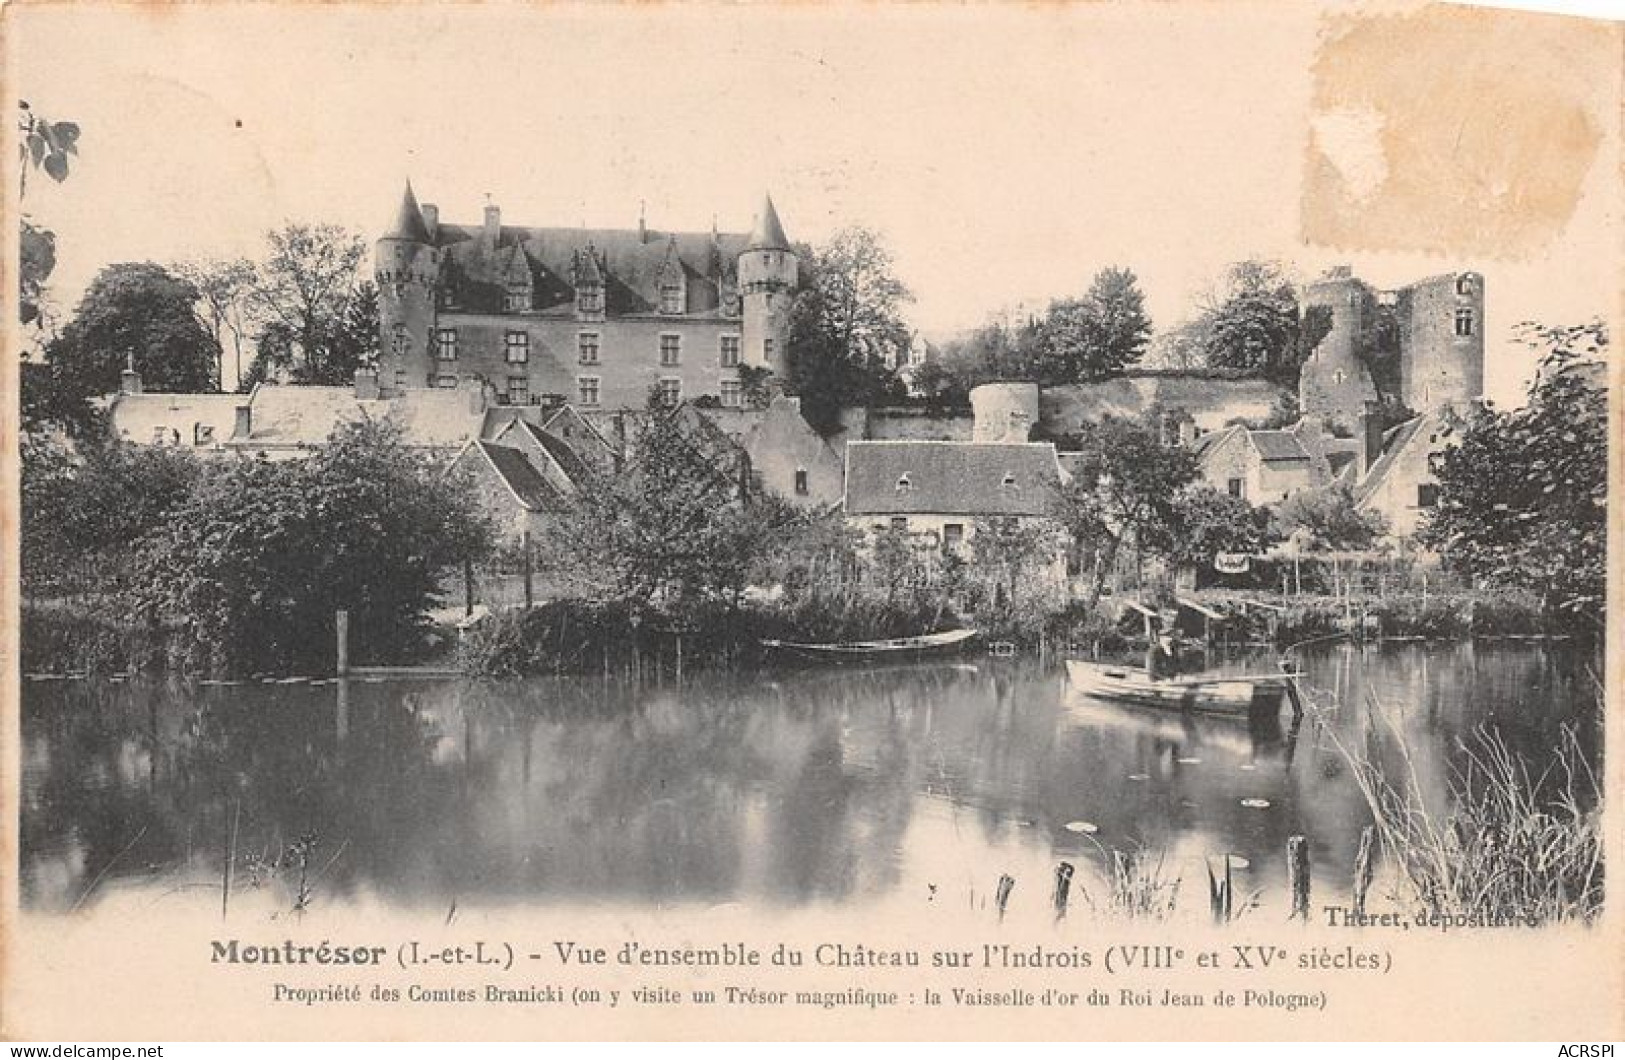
1163;487;1276;569
546;401;798;606
1053;415;1199;604
1272;483;1388;551
175;257;260;390
787;227;911;435
1419;322;1607;622
45;263;221;402
250;223;368;384
130;420;493;674
1202;260;1302;380
970;516;1057;612
1039;266;1152;383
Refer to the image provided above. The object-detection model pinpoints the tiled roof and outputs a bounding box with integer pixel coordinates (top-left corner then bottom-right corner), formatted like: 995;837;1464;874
1248;430;1311;463
475;441;559;511
514;420;591;484
1191;426;1241;458
844;441;1062;517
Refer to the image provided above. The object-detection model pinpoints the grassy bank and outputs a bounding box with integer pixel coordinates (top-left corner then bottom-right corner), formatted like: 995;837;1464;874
21;602;184;676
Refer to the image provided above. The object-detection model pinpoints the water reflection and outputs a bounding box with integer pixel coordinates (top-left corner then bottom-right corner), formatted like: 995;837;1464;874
20;643;1598;917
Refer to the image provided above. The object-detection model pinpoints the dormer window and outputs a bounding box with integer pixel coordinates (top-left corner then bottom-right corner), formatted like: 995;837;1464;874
1001;472;1019;490
1456;275;1476;297
1455;307;1475;337
505;288;529;312
577;284;604;317
660;279;684;315
896;473;912;493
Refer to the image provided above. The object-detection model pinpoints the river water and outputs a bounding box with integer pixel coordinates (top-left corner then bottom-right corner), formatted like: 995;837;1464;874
20;642;1598;921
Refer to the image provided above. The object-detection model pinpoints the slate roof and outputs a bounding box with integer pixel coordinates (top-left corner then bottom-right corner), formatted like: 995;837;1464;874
747;194;791;251
108;392;243;448
383;182;433;243
474;441;559;511
433;223;748;317
844;441;1062;517
1354;416;1428;506
231;385;484;449
1248;430;1312;463
512;419;592;484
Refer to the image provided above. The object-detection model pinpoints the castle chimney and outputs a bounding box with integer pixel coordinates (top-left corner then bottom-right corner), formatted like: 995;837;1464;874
483;202;501;247
420;203;439;239
354;367;380;401
233;404;252;439
119;350;142;395
1359;401;1385;474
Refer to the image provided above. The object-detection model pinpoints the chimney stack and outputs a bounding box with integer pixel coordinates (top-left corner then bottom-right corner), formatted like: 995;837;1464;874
483;201;501;247
1359;401;1384;474
233;404;252;439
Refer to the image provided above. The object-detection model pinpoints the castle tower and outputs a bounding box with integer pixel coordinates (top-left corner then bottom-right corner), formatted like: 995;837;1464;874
737;193;798;377
1297;266;1379;432
375;181;440;395
1396;272;1484;413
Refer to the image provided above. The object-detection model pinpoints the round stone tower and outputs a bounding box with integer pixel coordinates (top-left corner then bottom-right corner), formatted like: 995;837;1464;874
970;382;1041;443
375;181;440;394
1398;271;1485;412
737;193;798;379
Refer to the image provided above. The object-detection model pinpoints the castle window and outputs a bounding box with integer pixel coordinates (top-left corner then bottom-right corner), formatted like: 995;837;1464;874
719;335;740;368
505;289;529;312
507;377;529;405
505;330;529;364
657;377;682;408
391;323;410;357
577;376;601;407
434;374;458;389
659;334;681;367
1418;483;1439;508
578;332;600;365
1227;477;1245;499
660;279;684;315
794;468;809;496
720;380;743;408
1455;308;1475;337
763;337;776;362
436;328;458;361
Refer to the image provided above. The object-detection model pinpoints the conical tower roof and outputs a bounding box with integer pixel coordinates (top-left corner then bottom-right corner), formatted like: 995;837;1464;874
383;181;432;243
746;193;790;251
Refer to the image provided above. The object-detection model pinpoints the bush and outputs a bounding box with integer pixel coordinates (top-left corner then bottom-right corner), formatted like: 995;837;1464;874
21;604;181;675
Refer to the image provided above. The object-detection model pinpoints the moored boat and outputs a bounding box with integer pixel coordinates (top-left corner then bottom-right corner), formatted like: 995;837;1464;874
1065;659;1300;717
761;628;979;662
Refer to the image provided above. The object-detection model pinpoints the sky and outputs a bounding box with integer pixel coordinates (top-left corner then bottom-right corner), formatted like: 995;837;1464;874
9;2;1620;407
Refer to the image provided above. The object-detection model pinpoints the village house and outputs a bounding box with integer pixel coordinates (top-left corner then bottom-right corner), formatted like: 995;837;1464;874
841;439;1068;585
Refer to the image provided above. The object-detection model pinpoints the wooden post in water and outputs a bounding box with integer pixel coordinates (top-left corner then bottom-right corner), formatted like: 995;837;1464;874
522;531;534;609
1352;826;1376;917
335;609;349;676
1053;862;1074;918
995;874;1015;919
1287;836;1311;921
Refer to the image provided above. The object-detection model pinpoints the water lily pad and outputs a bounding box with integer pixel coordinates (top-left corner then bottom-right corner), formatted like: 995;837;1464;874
1240;798;1271;809
1064;821;1099;834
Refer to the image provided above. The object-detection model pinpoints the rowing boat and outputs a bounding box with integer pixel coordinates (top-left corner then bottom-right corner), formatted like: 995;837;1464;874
761;628;979;662
1065;659;1300;717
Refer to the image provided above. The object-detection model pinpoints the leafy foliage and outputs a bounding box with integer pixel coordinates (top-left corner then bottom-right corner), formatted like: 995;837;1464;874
1419;322;1607;621
1053;414;1198;602
17;101;79;194
1201;261;1302;382
129;420;494;674
1040;266;1152;382
1273;483;1388;551
1163;487;1276;568
45;263;221;400
786;227;911;434
545;402;802;606
244;224;369;385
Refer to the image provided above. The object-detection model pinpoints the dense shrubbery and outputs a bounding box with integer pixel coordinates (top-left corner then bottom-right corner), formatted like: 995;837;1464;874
20;604;182;676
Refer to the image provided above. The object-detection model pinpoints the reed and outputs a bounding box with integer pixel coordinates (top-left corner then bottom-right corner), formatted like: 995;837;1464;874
1327;694;1602;926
